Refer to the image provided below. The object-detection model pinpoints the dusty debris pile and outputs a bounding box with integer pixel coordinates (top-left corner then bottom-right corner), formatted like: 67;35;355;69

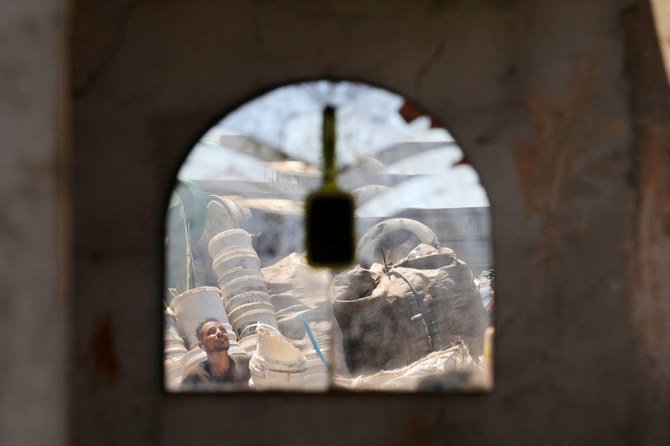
334;341;487;392
165;191;493;392
262;252;350;384
332;243;488;375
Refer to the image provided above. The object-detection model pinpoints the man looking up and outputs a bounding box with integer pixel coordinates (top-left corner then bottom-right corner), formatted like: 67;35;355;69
182;318;250;389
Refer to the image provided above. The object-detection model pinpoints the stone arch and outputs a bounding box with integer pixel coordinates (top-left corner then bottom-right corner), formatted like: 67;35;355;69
163;79;494;392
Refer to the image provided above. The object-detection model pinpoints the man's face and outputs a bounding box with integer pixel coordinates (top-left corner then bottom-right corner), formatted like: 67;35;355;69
199;321;229;353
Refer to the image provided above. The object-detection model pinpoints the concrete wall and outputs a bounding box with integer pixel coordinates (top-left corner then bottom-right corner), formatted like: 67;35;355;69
0;0;67;445
69;0;670;444
3;0;670;444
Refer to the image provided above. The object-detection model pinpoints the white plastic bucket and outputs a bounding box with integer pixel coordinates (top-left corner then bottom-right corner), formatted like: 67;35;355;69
225;290;271;308
224;289;278;338
165;357;184;390
230;307;279;338
212;252;262;283
208;229;254;259
165;341;188;358
249;326;308;390
212;247;261;266
237;323;280;354
216;269;264;294
165;332;188;350
205;197;255;238
220;275;267;299
239;335;258;354
228;302;276;325
165;312;189;364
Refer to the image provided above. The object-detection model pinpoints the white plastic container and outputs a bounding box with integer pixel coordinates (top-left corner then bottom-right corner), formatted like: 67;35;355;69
164;357;185;391
249;325;308;390
220;275;267;299
208;229;254;259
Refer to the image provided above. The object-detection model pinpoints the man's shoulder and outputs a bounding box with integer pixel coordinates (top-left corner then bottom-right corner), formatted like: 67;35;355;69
232;355;250;368
182;360;209;384
181;356;251;389
231;355;251;380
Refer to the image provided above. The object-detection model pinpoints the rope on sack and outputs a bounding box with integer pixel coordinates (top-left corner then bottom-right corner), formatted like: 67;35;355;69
380;248;437;352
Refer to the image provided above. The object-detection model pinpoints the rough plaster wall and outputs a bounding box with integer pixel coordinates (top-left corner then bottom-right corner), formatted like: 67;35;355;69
0;0;66;445
70;0;669;444
650;0;670;83
624;2;670;442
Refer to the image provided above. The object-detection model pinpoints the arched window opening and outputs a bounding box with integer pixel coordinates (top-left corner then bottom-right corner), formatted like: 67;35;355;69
164;80;494;393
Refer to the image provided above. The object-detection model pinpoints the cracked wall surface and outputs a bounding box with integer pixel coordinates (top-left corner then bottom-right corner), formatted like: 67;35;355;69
68;0;669;444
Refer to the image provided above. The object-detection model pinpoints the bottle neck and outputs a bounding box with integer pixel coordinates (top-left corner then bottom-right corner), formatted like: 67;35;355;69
322;106;337;189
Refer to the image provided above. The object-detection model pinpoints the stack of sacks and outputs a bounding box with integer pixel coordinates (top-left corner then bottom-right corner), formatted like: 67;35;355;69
332;243;488;376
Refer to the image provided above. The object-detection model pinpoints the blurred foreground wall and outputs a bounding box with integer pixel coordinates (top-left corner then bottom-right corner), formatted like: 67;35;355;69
0;0;66;445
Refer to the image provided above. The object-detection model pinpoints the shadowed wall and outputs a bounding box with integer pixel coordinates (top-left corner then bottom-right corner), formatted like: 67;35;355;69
2;0;670;444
